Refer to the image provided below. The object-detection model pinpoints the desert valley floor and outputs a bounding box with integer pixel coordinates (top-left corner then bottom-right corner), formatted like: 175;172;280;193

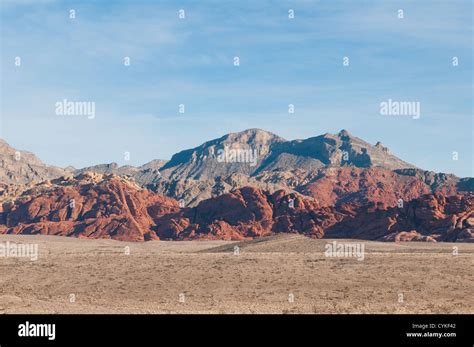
0;234;472;314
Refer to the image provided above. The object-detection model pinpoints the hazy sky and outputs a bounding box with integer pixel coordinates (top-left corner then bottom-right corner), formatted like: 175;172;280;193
1;0;472;176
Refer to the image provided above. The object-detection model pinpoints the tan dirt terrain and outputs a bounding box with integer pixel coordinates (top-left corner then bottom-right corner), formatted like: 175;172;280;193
0;234;472;314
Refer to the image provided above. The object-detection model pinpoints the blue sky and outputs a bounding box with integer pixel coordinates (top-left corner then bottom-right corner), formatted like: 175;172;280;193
1;0;472;176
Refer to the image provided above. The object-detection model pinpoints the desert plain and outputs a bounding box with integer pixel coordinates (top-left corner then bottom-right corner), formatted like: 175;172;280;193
0;234;472;314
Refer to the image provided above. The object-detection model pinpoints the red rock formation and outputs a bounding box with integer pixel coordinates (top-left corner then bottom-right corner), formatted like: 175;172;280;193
324;192;474;242
153;188;340;240
0;174;179;241
1;173;472;242
300;167;432;208
151;187;473;242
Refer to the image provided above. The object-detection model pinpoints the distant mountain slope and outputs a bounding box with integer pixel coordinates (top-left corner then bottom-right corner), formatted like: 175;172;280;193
159;129;416;181
159;128;285;180
75;160;168;186
257;129;416;173
0;139;67;184
144;128;424;205
1;129;471;208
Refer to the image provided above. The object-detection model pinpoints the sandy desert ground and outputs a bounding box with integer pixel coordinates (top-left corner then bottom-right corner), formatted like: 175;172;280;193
0;234;472;314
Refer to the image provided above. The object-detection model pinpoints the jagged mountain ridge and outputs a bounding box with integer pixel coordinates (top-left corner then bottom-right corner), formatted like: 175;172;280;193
159;128;416;180
1;129;471;208
0;128;423;184
0;139;68;185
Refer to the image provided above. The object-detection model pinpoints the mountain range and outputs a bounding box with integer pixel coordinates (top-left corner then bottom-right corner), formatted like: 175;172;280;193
1;129;472;242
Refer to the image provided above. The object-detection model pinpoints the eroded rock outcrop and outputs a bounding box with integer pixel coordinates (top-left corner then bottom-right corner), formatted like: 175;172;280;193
1;130;472;243
1;173;472;242
0;173;179;241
